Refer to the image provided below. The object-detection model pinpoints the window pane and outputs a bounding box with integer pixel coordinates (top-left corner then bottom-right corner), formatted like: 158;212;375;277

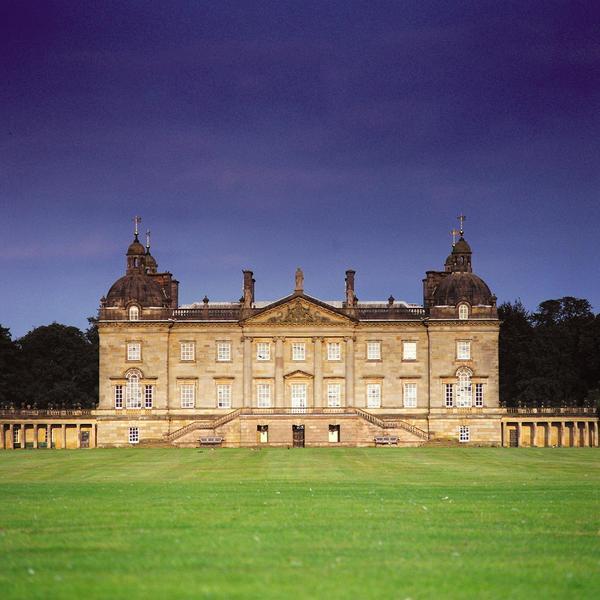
457;341;471;360
127;343;141;361
292;343;306;361
144;385;153;409
114;385;123;409
126;373;142;408
257;383;271;407
180;342;195;361
475;383;484;407
456;369;472;407
217;384;232;408
180;384;195;408
327;342;341;361
367;342;381;360
129;427;139;444
327;383;341;407
367;384;381;408
217;342;231;361
403;383;417;408
444;383;454;408
403;341;417;360
256;342;270;361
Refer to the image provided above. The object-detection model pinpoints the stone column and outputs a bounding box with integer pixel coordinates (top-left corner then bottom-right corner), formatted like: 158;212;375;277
33;425;38;449
47;425;52;449
274;337;284;408
313;337;323;408
8;424;14;449
532;422;538;447
91;424;97;448
243;337;252;408
0;425;4;450
516;422;522;447
344;337;355;407
501;421;506;447
21;424;26;449
76;424;81;449
585;422;590;447
62;424;67;450
560;422;566;447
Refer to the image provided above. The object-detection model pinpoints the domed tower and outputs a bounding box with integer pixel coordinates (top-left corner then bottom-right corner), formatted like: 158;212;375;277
423;217;497;319
144;230;158;275
102;218;173;319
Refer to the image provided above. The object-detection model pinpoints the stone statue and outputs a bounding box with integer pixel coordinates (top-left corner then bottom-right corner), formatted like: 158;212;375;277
295;267;304;293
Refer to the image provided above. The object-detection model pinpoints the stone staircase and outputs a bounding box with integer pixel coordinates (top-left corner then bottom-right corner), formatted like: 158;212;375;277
163;409;242;443
354;408;430;441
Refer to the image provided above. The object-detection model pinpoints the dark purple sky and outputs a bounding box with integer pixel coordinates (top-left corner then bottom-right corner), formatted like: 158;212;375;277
2;1;599;338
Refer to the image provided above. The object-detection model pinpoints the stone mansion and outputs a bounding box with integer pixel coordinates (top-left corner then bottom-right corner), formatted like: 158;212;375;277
1;221;598;448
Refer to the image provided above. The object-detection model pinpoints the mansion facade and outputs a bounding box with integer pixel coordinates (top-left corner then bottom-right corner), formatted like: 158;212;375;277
1;224;598;448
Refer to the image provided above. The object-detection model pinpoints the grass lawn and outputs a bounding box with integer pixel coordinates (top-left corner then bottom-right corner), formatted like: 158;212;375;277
0;448;599;599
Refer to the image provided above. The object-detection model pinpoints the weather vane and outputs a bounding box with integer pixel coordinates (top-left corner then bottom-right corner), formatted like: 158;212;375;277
133;215;142;237
457;214;466;236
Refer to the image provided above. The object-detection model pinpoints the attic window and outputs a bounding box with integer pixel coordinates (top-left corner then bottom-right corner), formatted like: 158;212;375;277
458;304;469;320
129;306;140;321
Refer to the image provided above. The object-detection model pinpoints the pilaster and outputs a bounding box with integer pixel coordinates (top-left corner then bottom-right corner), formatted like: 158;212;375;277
345;337;355;407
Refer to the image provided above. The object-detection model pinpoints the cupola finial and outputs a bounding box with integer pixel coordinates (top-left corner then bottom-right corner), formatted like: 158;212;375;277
145;229;151;251
133;215;142;239
457;213;466;237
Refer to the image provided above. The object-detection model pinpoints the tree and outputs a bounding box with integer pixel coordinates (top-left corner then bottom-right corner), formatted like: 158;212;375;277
499;297;600;407
498;300;534;406
17;322;98;408
0;325;20;405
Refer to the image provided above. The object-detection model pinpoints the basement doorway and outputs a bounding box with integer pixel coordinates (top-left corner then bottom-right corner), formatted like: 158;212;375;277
292;425;305;448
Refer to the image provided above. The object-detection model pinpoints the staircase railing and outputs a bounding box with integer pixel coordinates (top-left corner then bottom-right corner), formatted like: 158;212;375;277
355;408;430;440
164;409;242;442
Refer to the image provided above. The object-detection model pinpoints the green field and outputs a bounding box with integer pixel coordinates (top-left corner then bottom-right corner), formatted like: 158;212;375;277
0;448;598;599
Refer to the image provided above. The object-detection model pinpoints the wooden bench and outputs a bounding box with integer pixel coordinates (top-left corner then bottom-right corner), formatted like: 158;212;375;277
374;436;398;446
199;436;224;446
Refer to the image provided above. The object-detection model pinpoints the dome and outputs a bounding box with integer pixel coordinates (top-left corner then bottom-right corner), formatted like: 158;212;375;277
433;272;493;306
145;251;158;273
105;273;166;308
127;237;146;256
452;237;471;254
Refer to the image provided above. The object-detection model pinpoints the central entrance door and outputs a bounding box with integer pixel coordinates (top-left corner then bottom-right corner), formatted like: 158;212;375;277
291;383;308;414
292;425;305;448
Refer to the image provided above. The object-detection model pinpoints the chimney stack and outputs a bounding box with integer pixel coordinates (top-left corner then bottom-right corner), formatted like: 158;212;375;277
345;270;357;307
243;270;255;307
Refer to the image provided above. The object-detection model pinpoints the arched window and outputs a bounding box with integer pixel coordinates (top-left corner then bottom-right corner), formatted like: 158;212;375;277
129;305;140;321
125;369;142;409
456;367;472;407
458;304;469;320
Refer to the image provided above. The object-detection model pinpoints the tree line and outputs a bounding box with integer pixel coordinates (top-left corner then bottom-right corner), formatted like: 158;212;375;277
498;297;600;407
0;296;599;409
0;320;98;409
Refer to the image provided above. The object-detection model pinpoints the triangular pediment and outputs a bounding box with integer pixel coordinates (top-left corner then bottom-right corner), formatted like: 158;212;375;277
243;294;355;325
284;369;313;379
